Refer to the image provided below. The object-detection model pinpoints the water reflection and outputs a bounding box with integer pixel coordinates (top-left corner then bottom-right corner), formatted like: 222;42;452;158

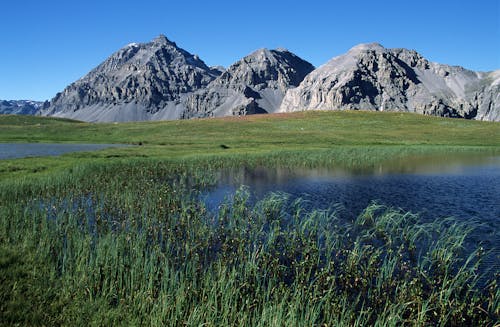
205;154;500;271
216;155;500;185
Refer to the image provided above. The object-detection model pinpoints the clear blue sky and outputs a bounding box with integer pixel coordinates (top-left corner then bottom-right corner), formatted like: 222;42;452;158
1;0;499;101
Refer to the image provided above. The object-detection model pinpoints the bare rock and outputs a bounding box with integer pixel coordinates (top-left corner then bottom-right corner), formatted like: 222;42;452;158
181;48;314;118
0;100;44;115
40;35;220;122
280;43;499;121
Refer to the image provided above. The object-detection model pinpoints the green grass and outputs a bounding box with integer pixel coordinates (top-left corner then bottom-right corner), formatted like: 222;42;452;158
1;111;499;180
0;111;499;325
0;161;498;325
1;111;499;146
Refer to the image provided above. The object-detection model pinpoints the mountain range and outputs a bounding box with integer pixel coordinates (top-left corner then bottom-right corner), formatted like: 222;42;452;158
0;100;45;115
280;43;499;121
6;35;500;121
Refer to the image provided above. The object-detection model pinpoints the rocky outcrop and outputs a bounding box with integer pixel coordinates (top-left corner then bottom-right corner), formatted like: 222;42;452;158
472;71;500;121
279;43;499;121
0;100;45;115
39;37;499;122
181;48;314;118
40;35;221;122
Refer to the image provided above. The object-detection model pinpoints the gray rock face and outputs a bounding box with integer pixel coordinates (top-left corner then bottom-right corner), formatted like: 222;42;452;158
473;71;500;121
40;37;498;122
280;43;499;121
40;35;220;122
0;100;45;115
182;48;315;118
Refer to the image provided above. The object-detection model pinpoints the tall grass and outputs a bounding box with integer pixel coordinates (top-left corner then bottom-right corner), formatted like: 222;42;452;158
0;160;497;326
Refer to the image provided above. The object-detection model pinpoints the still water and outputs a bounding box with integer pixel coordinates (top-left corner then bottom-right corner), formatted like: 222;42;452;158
0;143;129;159
205;154;500;269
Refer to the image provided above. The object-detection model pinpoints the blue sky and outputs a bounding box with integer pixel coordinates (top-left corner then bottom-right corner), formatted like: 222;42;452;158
1;0;499;101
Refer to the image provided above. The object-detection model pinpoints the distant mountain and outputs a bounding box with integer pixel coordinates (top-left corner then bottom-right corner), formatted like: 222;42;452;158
40;36;499;122
40;35;221;122
182;48;315;118
279;43;499;121
0;100;44;115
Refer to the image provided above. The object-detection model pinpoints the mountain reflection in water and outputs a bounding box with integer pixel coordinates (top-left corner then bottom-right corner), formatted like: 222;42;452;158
204;154;500;272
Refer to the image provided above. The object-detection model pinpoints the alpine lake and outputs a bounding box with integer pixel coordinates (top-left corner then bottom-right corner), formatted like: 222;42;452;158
1;112;499;325
205;153;500;272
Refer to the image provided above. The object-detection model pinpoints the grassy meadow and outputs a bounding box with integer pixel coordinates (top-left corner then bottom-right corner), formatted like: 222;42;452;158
0;111;499;325
1;110;499;180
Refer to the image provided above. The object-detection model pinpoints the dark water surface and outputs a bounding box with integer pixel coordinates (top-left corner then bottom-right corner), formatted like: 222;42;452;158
205;154;500;270
0;143;129;159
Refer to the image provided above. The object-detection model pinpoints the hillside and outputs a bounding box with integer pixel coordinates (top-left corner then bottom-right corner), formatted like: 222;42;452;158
39;36;499;122
280;43;499;121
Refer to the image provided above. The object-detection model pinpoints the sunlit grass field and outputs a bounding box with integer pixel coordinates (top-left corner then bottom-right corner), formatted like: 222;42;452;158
1;111;499;325
1;111;498;147
1;111;499;180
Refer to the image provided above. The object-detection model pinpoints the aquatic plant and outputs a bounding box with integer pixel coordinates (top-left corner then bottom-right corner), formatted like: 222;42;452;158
0;160;497;326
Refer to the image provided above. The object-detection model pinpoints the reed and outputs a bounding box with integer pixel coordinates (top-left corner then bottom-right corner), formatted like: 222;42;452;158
0;159;497;326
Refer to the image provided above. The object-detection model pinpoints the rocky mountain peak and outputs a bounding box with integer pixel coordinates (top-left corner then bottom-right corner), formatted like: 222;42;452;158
182;48;315;118
216;48;315;91
38;37;498;122
152;34;173;46
348;42;386;53
280;44;498;120
247;48;277;61
40;35;220;121
275;47;289;52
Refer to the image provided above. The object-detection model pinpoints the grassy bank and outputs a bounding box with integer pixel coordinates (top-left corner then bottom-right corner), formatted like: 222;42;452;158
1;111;499;146
1;111;499;180
1;111;499;325
1;160;499;326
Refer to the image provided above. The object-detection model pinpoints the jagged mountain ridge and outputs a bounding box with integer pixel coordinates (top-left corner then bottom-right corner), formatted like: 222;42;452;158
0;100;45;115
39;36;499;122
41;35;221;121
279;43;499;121
182;48;315;118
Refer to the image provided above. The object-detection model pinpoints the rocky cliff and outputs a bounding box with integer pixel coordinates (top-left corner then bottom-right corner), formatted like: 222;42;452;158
279;43;499;121
182;48;315;118
39;37;499;122
40;35;221;122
